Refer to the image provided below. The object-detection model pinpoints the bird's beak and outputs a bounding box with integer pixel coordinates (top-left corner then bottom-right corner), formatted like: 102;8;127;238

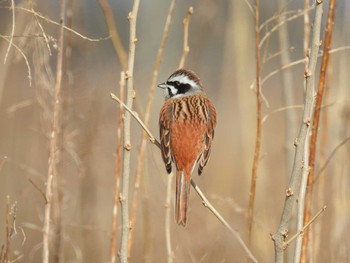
158;82;167;89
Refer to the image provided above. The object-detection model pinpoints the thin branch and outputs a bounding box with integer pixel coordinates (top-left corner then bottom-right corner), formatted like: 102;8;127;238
259;9;308;32
243;0;254;15
28;178;48;204
262;58;306;87
285;206;326;247
165;172;174;263
4;0;15;64
272;1;324;262
128;0;177;256
34;13;52;56
110;97;258;263
118;1;140;262
303;0;311;75
261;105;303;125
248;0;262;243
42;1;66;262
0;35;32;86
5;196;11;263
178;6;193;69
8;6;109;41
263;46;294;65
191;181;258;263
109;72;125;263
110;93;158;147
316;137;350;178
98;0;128;71
259;5;315;49
301;1;337;261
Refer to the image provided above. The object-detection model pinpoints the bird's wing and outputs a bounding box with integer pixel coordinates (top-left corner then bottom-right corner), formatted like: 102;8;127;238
198;98;217;175
159;100;173;174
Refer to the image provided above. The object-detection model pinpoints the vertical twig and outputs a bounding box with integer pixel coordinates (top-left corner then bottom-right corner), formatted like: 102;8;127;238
178;7;193;69
248;0;262;243
303;0;311;77
109;72;125;263
4;0;15;64
301;0;337;262
128;0;177;256
272;2;324;263
98;0;128;71
5;196;10;263
42;1;66;262
165;172;174;263
118;1;140;262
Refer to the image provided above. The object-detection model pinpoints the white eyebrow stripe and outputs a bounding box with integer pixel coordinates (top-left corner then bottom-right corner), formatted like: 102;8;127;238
168;75;199;89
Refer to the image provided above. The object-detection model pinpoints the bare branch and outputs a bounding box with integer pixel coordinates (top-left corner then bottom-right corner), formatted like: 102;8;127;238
259;5;315;49
128;0;177;256
0;35;32;86
248;0;262;243
191;181;258;263
98;0;128;71
302;0;337;261
285;206;326;247
109;72;125;263
272;1;324;262
178;6;193;69
4;0;15;64
42;1;66;262
165;172;174;263
118;0;140;262
316;137;350;178
11;6;109;41
110;93;158;147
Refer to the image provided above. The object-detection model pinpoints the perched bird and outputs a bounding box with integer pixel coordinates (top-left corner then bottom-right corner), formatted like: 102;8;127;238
158;69;217;226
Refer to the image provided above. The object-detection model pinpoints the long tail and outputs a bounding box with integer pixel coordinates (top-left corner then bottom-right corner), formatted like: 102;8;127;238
175;170;191;226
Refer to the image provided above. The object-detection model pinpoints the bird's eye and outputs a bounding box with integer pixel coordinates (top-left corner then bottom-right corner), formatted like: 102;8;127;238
174;81;180;86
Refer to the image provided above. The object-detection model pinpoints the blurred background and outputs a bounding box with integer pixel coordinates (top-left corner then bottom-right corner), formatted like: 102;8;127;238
0;0;349;262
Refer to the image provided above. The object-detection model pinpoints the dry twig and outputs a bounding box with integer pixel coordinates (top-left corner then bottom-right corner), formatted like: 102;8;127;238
4;0;15;64
109;72;125;263
7;6;108;41
98;0;128;71
178;7;193;69
127;0;177;256
285;206;326;248
248;0;262;243
301;1;337;261
118;1;140;262
42;1;66;262
272;1;324;262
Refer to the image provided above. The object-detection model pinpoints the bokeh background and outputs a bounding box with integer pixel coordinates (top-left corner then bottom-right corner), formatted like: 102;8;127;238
0;0;349;262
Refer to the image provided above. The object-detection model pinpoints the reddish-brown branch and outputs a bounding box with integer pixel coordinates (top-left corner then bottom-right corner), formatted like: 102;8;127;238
301;0;337;262
248;0;262;243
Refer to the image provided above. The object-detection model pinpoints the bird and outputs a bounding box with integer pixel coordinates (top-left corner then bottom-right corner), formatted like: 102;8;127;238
158;69;217;226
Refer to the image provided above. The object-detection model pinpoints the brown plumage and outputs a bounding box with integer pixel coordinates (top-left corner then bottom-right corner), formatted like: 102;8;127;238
158;69;217;226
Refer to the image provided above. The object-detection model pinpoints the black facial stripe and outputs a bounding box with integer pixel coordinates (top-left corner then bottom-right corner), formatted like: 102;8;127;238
167;87;175;97
167;81;191;96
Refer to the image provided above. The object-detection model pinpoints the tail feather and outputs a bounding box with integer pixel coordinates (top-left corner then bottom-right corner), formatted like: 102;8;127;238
175;170;191;226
